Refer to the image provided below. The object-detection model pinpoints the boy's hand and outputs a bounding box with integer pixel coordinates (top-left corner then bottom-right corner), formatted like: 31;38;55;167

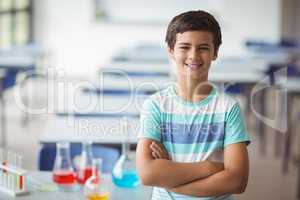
150;141;170;160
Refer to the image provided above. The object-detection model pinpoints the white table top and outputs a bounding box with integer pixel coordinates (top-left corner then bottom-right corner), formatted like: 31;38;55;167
0;55;35;69
39;115;140;144
0;172;151;200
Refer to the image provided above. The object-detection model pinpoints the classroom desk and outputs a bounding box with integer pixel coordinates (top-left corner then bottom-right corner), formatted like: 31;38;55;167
0;172;152;200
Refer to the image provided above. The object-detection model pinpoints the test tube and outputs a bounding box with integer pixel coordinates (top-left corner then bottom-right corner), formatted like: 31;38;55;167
13;153;18;168
15;154;21;169
18;155;24;191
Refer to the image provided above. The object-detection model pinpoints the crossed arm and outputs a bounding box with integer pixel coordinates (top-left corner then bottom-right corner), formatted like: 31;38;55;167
136;138;249;197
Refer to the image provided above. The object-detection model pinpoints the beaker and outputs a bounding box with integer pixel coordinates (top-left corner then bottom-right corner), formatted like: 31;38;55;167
112;117;140;188
84;158;110;200
52;142;76;191
76;142;94;185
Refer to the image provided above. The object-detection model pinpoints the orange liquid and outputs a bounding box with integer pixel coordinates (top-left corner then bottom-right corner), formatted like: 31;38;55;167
53;171;75;184
87;193;109;200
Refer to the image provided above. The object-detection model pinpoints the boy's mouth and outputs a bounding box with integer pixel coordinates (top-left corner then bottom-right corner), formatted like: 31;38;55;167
185;63;203;71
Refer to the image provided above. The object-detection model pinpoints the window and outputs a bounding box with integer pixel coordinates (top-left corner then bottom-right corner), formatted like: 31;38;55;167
0;0;33;48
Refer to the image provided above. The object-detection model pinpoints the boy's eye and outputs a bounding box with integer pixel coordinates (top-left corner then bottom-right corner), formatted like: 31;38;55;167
198;47;210;51
179;46;189;50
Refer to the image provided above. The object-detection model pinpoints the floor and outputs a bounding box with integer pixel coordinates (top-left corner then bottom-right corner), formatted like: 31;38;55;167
2;85;300;200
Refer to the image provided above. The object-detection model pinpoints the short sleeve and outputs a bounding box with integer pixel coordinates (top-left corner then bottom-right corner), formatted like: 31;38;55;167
224;103;251;147
138;98;161;142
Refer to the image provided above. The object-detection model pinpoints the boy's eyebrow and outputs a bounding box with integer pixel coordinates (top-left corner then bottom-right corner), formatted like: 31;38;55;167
178;42;191;45
178;42;211;47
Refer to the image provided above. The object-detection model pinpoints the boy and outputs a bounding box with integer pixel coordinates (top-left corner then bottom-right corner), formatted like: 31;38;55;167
136;10;250;200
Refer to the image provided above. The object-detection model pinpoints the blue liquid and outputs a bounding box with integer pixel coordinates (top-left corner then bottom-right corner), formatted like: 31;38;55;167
112;170;140;188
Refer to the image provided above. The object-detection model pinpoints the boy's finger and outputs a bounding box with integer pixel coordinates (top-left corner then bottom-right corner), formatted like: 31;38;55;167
153;147;163;158
152;150;161;159
152;151;159;159
152;142;167;155
152;142;164;152
151;143;169;160
151;143;163;155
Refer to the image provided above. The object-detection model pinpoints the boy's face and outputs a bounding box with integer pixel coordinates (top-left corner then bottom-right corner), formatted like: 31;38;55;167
168;31;218;81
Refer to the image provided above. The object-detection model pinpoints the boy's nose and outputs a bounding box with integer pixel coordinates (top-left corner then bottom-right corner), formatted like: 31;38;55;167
188;49;199;60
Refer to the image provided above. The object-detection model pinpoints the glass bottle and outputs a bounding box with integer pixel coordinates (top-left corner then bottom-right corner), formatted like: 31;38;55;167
52;142;77;191
84;158;110;200
76;142;94;185
112;117;140;188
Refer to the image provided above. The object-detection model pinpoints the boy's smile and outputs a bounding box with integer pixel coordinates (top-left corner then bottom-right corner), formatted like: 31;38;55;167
168;31;218;82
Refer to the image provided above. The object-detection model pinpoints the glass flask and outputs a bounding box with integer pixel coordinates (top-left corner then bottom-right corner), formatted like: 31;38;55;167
52;142;77;191
76;142;94;185
84;158;110;200
112;118;140;188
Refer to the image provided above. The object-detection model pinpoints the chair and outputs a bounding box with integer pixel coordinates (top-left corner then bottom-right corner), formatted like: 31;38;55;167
38;143;120;173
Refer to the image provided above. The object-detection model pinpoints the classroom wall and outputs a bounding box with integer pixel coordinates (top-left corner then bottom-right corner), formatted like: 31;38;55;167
34;0;282;75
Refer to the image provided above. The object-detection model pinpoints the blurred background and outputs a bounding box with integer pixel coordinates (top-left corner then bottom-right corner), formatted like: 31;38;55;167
0;0;300;199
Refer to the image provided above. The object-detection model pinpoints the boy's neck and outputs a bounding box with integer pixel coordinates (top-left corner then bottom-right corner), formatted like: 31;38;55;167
176;77;213;103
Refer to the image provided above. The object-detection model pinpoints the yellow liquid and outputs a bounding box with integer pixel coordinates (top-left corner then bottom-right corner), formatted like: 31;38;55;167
87;193;110;200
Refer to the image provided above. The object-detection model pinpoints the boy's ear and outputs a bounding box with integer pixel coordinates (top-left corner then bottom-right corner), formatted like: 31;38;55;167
212;48;219;60
167;47;174;58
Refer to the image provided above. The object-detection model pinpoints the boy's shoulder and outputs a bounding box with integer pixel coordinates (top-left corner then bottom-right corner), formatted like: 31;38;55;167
145;84;239;111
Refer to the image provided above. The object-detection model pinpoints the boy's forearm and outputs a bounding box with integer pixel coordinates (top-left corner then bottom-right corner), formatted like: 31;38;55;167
171;169;248;197
139;159;223;188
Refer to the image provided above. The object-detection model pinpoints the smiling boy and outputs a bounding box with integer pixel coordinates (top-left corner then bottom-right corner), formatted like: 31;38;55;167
136;10;250;200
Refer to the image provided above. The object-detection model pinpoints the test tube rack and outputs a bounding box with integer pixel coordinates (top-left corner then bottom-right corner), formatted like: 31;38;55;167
0;150;29;196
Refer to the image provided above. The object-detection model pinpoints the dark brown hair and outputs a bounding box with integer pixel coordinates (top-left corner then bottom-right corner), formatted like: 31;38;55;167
165;10;222;52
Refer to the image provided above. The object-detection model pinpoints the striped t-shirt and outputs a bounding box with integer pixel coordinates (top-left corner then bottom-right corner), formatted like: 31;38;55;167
139;84;251;200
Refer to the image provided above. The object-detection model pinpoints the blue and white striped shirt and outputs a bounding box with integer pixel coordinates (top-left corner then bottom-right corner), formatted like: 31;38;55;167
139;84;250;200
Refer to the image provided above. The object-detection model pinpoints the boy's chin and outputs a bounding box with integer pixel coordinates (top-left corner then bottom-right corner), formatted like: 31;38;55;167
178;73;209;82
